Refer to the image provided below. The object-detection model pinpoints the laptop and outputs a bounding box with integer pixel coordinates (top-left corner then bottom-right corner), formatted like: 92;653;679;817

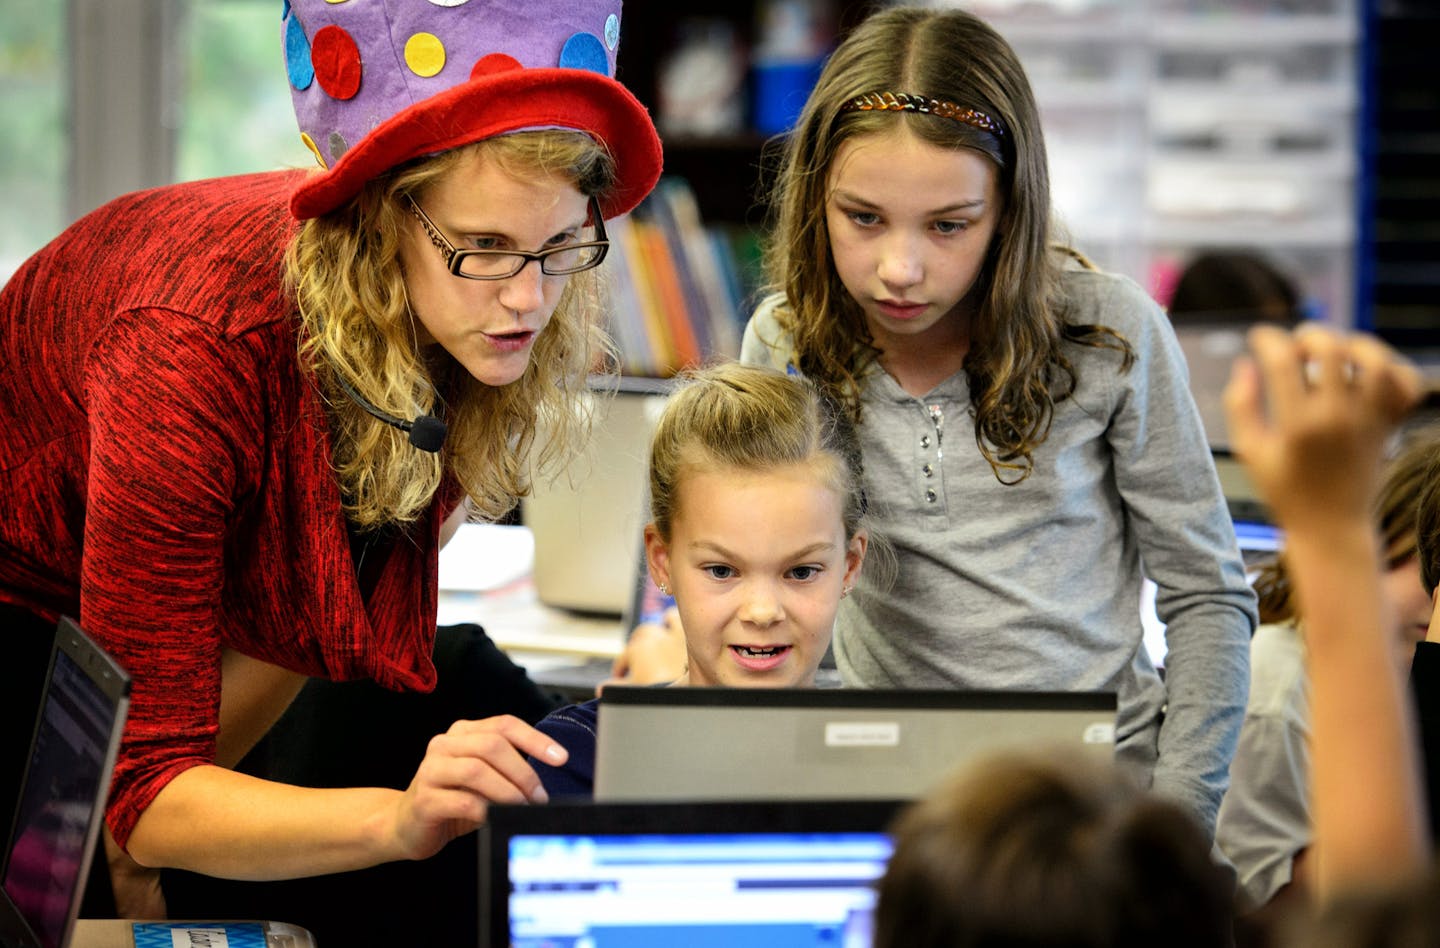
525;542;677;702
480;798;904;948
523;373;672;617
0;617;315;948
1;617;130;948
593;686;1117;802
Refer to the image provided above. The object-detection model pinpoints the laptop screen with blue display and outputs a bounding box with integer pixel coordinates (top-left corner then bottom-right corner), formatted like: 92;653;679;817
482;800;902;948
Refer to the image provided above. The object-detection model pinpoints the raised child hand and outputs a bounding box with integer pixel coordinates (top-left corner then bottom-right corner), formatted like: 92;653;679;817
1222;324;1423;533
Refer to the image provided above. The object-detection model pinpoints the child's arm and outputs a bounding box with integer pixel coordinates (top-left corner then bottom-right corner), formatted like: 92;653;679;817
1223;324;1427;902
1102;284;1255;837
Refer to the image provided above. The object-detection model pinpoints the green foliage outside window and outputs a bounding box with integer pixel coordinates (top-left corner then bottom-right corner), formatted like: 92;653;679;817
175;0;312;183
0;2;65;276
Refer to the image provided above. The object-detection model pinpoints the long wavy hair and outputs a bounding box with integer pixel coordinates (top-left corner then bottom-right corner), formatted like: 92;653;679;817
1254;426;1440;623
286;131;617;528
763;5;1133;483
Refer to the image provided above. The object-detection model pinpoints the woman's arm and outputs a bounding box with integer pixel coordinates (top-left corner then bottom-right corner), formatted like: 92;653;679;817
126;714;566;879
1224;323;1427;901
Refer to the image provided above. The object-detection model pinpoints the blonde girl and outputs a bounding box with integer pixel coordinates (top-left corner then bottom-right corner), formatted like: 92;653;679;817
532;362;871;796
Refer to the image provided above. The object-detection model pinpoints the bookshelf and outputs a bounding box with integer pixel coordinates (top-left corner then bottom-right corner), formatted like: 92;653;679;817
605;179;750;377
605;1;878;376
616;0;879;226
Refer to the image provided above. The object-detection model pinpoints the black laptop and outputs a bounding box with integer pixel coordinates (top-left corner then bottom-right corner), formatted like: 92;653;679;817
481;798;904;948
0;617;129;948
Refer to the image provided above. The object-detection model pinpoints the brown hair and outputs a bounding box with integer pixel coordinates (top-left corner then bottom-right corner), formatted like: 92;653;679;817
285;130;617;527
647;362;868;545
1254;426;1440;623
762;5;1132;484
873;751;1233;948
1418;431;1440;597
1167;251;1301;327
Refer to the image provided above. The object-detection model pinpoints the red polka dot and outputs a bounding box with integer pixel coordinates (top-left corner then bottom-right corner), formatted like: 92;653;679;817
312;25;362;101
471;53;522;79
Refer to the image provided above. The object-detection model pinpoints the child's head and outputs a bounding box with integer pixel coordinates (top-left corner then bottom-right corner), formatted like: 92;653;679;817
644;362;869;688
1256;427;1438;662
765;6;1114;483
1167;251;1302;327
768;6;1048;352
872;751;1233;948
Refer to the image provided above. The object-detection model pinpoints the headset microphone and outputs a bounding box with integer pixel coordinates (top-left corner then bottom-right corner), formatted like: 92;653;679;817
331;371;448;453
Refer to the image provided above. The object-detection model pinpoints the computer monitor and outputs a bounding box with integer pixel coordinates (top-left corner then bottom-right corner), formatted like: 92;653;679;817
481;799;903;948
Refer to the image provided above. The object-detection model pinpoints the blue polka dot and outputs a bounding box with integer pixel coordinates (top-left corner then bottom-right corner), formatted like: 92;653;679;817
559;32;608;77
284;12;314;90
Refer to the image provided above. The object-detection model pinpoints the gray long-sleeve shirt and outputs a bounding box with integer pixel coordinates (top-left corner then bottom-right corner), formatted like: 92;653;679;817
740;265;1255;835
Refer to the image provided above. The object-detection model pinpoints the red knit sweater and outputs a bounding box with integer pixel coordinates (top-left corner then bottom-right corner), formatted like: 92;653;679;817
0;171;449;848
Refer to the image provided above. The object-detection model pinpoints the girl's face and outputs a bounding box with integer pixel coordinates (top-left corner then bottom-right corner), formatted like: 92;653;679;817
400;148;591;388
645;461;867;689
825;125;1002;356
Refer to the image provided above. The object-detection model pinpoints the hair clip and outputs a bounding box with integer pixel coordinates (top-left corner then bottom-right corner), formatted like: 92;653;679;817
839;91;1005;139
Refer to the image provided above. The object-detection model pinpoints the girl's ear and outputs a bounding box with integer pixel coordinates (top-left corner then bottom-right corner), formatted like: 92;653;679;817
644;522;671;592
843;529;868;590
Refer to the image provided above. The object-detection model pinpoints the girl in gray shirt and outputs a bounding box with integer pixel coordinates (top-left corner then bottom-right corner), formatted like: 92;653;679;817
740;5;1256;837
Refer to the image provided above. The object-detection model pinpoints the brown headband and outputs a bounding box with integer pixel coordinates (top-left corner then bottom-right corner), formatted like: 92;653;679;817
838;91;1006;139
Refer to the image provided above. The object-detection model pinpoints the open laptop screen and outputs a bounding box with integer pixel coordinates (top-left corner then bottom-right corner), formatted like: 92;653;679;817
1;618;130;948
482;799;902;948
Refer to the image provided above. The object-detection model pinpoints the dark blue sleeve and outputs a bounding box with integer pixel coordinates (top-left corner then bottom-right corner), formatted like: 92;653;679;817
529;699;599;800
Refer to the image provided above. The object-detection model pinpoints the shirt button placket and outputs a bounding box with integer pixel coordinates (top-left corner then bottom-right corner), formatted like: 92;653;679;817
918;427;939;506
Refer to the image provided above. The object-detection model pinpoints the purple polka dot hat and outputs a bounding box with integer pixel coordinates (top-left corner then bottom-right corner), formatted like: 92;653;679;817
283;0;662;221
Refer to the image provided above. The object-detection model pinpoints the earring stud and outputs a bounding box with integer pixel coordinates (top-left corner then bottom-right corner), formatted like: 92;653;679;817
658;582;669;596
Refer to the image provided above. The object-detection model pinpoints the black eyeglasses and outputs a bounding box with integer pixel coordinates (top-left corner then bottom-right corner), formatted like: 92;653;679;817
406;195;609;280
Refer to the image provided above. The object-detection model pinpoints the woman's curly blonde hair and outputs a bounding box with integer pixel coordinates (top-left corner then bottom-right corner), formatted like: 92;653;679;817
285;130;617;527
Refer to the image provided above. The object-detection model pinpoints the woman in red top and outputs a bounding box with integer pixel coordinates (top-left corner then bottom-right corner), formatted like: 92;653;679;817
0;0;660;904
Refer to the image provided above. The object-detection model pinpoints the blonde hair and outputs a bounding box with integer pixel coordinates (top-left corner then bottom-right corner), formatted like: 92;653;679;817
647;362;868;545
763;6;1132;484
285;130;618;527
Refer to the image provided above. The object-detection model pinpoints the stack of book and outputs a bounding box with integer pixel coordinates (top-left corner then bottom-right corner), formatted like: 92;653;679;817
605;178;757;378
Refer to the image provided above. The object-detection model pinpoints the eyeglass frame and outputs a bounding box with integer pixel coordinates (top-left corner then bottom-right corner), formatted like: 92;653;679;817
405;194;610;280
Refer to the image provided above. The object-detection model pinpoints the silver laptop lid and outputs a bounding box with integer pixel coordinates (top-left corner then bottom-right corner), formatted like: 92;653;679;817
594;686;1116;803
524;375;672;617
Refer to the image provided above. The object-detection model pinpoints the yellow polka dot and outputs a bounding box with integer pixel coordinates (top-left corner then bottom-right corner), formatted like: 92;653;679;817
324;0;348;4
300;132;327;169
405;33;446;78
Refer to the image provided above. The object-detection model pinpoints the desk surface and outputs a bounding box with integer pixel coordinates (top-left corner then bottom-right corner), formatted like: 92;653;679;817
438;523;626;661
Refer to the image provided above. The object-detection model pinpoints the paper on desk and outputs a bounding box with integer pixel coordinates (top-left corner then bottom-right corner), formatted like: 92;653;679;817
438;523;534;591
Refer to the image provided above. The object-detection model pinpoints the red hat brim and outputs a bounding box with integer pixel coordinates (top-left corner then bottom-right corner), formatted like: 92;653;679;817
290;67;662;221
